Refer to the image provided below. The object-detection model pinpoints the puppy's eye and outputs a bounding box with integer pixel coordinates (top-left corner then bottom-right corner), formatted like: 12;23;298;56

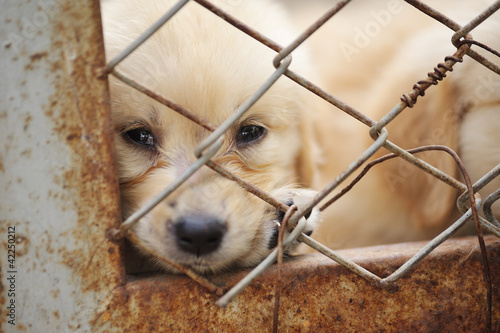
236;125;266;145
125;128;155;146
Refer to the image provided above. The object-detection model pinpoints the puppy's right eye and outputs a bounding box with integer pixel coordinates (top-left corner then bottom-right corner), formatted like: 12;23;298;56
125;128;155;147
236;125;266;146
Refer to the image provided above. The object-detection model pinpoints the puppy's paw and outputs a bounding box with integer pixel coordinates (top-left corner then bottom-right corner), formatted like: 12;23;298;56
268;188;321;250
286;189;321;236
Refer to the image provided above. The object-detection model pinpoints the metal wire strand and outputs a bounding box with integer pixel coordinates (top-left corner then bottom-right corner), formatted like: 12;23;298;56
273;205;298;333
484;189;500;228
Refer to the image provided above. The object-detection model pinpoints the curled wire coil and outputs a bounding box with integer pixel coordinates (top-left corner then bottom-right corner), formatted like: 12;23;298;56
401;55;463;107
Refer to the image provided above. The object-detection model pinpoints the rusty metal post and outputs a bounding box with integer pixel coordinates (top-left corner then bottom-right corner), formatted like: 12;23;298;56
0;1;124;332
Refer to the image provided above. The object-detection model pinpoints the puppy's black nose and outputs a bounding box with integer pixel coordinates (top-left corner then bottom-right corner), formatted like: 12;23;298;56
174;215;226;256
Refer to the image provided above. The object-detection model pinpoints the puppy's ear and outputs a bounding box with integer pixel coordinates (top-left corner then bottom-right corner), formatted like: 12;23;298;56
383;80;461;230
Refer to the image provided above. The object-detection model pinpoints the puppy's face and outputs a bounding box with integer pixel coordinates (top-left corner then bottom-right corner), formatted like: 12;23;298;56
104;0;319;273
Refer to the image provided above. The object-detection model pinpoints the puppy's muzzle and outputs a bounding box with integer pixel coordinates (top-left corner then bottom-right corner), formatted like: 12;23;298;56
174;215;227;256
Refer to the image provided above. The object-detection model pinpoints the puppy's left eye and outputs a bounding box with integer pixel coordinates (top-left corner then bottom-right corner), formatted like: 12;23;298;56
236;125;266;145
125;128;155;147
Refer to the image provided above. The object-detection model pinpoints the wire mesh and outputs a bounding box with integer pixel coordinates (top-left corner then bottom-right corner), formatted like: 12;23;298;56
102;0;500;329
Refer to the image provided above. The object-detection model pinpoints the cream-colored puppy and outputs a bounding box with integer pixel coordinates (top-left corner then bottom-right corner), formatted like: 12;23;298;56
102;0;320;273
103;0;500;273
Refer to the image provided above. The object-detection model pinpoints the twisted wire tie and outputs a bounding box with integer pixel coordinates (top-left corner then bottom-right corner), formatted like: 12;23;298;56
401;55;463;107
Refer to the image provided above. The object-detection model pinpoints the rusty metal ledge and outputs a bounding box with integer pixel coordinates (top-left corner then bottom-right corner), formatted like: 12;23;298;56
96;236;499;332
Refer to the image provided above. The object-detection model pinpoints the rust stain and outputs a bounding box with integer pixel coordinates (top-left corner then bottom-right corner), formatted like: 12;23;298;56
17;0;127;326
23;114;32;131
29;51;48;62
13;234;29;257
24;52;48;71
45;0;125;284
20;149;31;159
51;289;60;299
91;286;129;326
16;323;27;331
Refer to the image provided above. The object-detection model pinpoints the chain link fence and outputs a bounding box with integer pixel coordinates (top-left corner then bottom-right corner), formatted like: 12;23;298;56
101;0;500;330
